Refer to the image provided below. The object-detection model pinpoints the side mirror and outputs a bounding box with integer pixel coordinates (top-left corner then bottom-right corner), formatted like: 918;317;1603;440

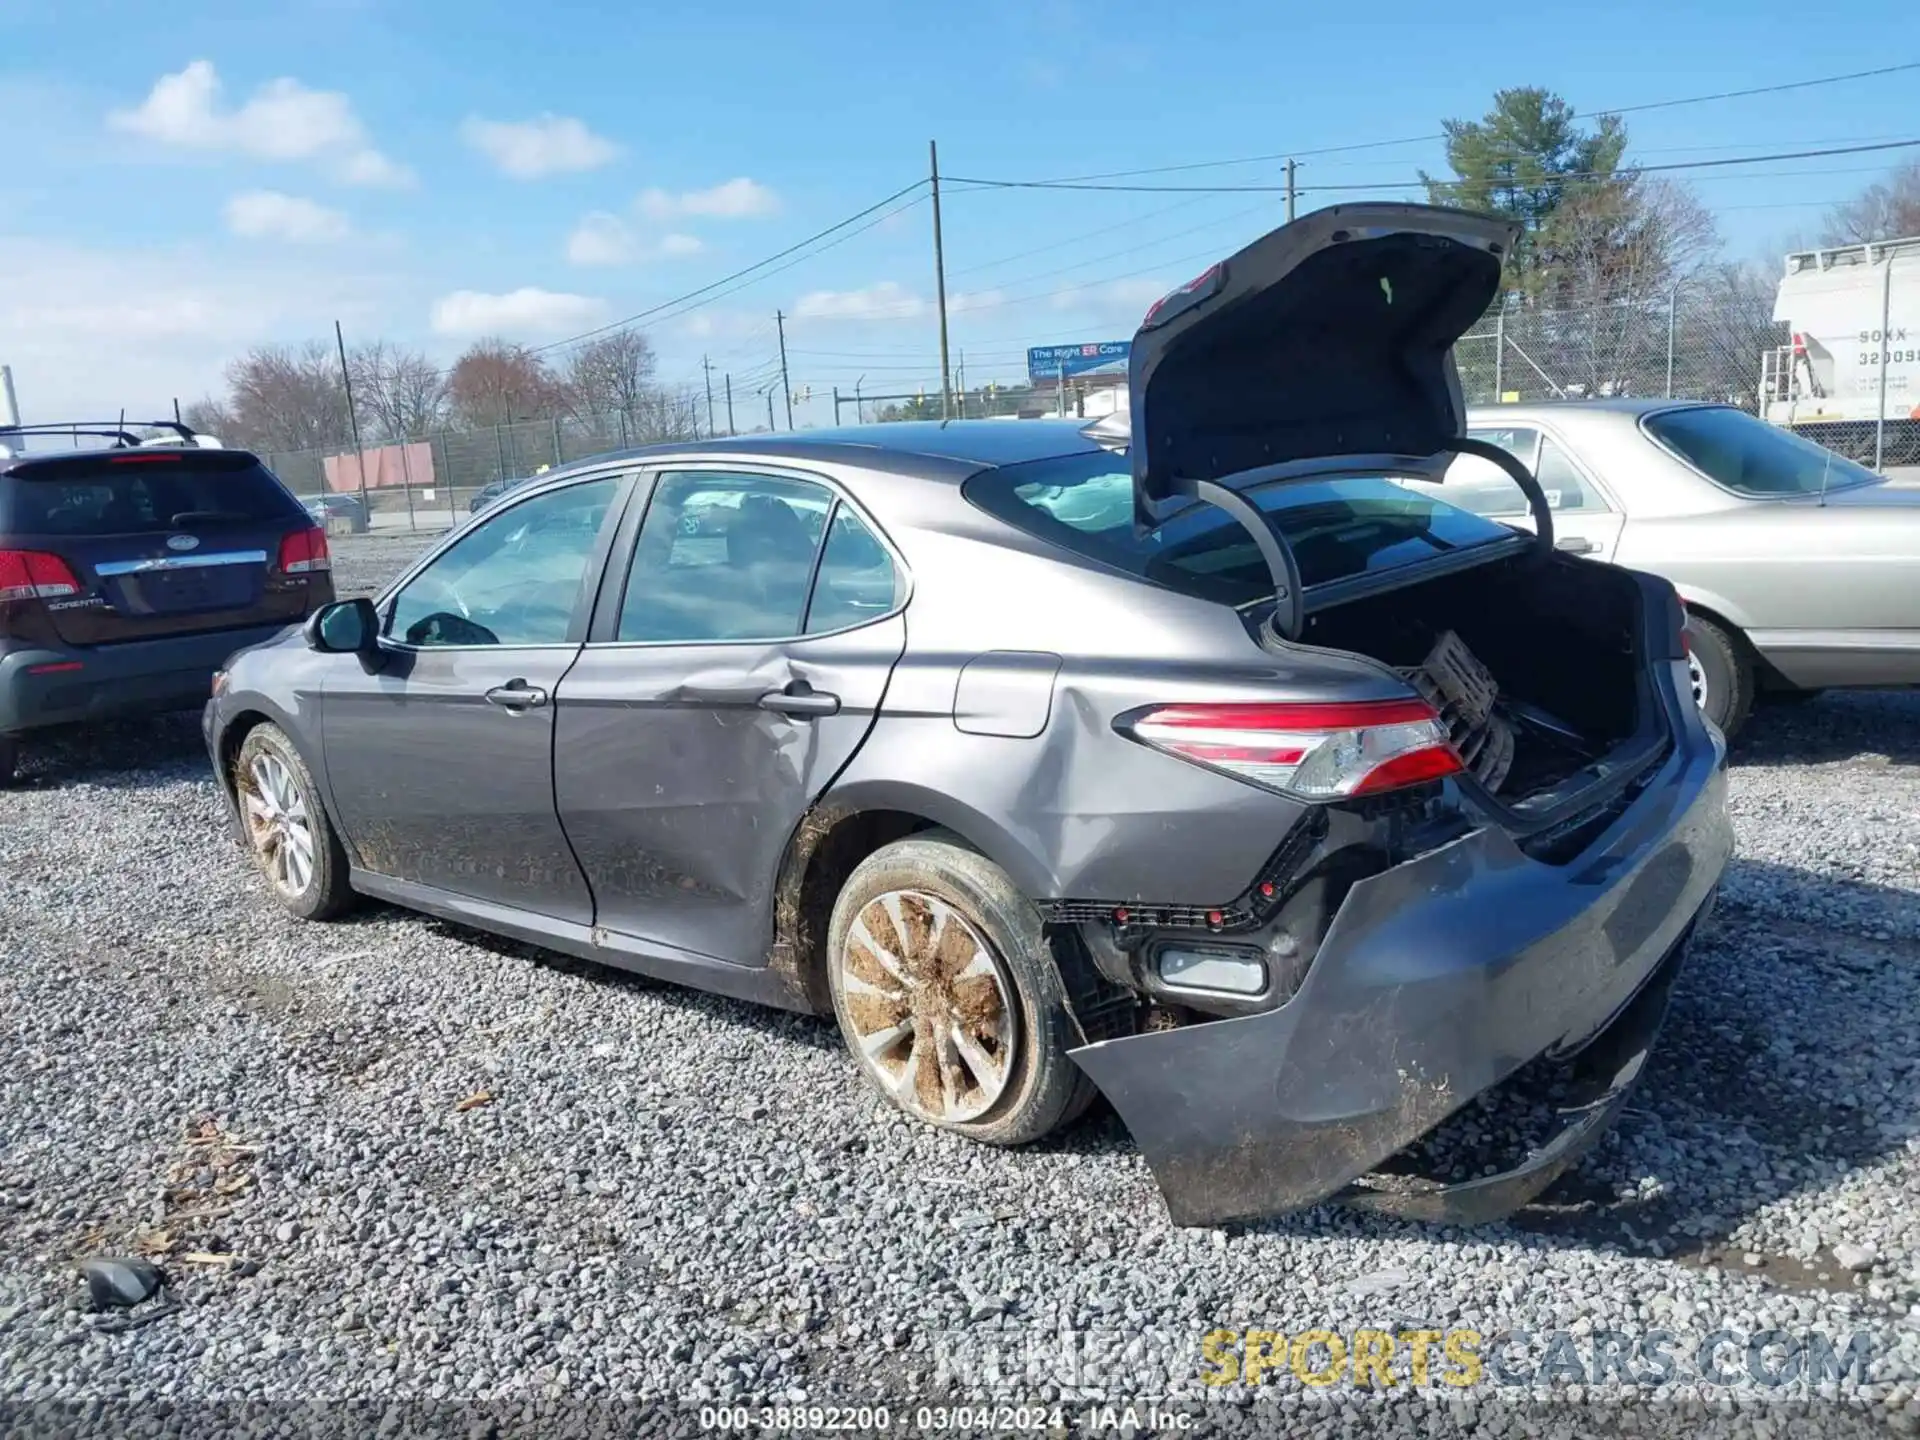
305;597;381;656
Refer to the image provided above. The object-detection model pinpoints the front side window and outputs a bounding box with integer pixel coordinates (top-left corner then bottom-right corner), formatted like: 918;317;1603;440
1645;404;1879;498
618;471;831;642
388;477;619;647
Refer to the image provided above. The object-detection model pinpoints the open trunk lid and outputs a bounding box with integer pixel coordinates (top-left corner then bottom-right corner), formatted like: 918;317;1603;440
1128;203;1518;523
0;449;323;646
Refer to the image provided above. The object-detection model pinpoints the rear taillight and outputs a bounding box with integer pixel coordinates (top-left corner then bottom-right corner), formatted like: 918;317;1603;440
278;526;331;574
0;549;83;602
1124;698;1464;800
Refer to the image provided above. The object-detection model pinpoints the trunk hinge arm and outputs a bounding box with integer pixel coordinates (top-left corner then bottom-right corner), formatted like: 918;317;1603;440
1179;478;1306;644
1447;436;1556;558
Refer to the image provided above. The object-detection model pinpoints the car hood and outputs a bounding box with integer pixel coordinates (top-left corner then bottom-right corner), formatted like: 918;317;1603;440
1128;203;1518;519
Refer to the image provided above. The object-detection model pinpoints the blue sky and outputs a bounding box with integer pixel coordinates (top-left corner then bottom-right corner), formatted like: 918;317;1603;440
1;0;1914;428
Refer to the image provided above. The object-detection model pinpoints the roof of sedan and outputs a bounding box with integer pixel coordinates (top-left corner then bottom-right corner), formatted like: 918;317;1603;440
554;418;1107;481
1467;397;1710;418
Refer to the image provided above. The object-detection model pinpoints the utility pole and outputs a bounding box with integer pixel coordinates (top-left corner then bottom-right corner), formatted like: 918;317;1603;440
930;139;953;420
725;372;735;436
765;386;775;433
703;356;716;438
1285;158;1297;222
775;311;793;429
1875;247;1893;472
333;319;370;510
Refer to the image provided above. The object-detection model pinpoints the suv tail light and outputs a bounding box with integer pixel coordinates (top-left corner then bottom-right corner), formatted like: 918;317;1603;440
278;526;331;574
1123;698;1463;799
0;549;83;602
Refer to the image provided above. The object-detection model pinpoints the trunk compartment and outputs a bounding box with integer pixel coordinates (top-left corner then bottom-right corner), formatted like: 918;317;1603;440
1298;552;1666;824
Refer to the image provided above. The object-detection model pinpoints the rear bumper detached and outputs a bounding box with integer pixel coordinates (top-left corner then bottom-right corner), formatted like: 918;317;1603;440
0;625;289;735
1068;751;1732;1228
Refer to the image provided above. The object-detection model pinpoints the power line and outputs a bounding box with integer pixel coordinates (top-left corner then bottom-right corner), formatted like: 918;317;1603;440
949;137;1920;196
954;61;1920;187
531;180;928;356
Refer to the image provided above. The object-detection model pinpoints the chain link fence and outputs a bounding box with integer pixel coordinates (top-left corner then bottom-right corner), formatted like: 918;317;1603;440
261;391;706;534
264;287;1916;537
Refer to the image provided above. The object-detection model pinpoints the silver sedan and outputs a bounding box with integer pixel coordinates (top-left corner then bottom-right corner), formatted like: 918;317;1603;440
1404;399;1920;736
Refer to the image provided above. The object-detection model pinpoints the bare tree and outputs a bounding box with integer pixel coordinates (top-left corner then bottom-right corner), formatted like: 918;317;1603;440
1677;260;1785;409
1531;176;1719;396
446;339;558;429
179;397;237;441
223;342;353;453
560;330;656;420
349;342;447;441
1821;161;1920;245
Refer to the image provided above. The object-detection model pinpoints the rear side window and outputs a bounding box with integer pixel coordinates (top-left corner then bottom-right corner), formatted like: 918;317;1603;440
965;453;1515;606
1643;404;1879;498
1;453;303;535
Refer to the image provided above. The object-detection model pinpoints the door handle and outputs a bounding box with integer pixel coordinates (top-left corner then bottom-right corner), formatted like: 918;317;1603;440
758;683;841;718
1555;536;1598;555
484;680;550;710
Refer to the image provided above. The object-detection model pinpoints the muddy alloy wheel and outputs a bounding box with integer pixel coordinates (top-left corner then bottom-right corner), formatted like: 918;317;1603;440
1687;648;1710;713
241;750;316;898
835;889;1019;1126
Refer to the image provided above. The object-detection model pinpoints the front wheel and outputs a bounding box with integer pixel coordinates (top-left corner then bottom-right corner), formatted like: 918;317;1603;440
234;723;354;920
825;835;1093;1146
1684;613;1753;739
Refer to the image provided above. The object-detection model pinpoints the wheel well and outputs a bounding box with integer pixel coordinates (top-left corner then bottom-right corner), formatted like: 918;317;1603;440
1682;600;1792;691
769;807;941;1013
217;710;273;791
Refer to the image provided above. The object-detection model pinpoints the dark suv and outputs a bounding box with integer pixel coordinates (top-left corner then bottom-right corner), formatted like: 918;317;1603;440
0;422;333;781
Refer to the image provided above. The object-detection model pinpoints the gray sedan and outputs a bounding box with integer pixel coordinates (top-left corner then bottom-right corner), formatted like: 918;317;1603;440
200;203;1729;1226
1411;400;1920;735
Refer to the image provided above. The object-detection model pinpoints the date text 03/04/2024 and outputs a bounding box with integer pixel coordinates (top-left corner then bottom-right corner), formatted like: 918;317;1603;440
696;1403;1193;1432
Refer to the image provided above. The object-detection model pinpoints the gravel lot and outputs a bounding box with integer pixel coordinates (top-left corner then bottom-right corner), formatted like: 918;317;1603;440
2;532;1918;1432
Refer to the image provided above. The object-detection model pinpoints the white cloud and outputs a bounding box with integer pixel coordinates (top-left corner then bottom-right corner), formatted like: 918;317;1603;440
950;288;1008;314
565;213;703;267
107;59;412;187
638;177;778;221
224;190;351;244
0;234;407;420
461;113;621;179
565;212;632;266
335;148;413;189
430;287;606;337
670;309;769;342
793;281;923;322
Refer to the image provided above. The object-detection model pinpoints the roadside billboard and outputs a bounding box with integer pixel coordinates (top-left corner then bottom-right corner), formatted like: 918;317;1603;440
1028;341;1131;385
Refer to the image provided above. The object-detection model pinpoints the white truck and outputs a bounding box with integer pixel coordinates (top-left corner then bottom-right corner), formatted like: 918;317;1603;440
1760;235;1920;464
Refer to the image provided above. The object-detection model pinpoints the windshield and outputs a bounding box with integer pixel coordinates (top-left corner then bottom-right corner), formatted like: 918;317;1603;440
965;453;1517;607
1644;405;1881;499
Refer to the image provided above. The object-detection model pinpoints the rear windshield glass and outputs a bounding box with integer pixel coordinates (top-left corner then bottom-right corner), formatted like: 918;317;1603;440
1644;405;1879;498
1;454;301;535
965;453;1517;606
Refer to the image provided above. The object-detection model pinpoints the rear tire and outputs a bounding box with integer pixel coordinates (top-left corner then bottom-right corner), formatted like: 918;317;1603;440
0;735;18;786
826;835;1094;1146
1685;613;1753;740
234;723;354;921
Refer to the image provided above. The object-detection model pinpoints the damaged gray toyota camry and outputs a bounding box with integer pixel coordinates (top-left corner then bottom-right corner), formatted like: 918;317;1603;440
204;203;1731;1227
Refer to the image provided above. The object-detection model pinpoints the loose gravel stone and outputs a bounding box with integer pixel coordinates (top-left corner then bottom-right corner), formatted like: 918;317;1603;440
0;533;1915;1436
